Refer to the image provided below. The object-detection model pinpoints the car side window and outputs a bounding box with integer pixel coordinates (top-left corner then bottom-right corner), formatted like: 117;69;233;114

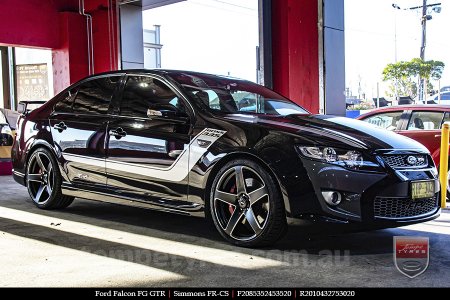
363;111;403;131
72;76;121;115
407;111;444;130
54;89;77;113
443;112;450;125
120;76;184;118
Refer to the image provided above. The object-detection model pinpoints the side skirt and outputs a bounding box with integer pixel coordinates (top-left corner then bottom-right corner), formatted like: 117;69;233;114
61;184;205;218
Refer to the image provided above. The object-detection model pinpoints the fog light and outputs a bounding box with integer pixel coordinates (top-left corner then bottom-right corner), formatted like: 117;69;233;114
322;191;342;206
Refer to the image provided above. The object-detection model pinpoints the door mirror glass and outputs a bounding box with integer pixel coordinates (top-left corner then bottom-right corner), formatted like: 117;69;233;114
147;104;189;121
17;102;27;114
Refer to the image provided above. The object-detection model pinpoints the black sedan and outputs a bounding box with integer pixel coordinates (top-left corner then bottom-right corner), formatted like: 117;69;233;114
12;70;440;247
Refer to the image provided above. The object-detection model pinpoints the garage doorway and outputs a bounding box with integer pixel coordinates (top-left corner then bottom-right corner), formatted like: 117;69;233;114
142;0;259;82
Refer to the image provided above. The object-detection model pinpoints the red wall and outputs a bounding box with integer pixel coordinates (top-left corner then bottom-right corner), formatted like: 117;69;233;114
0;0;120;94
0;0;78;48
53;12;90;93
272;0;320;114
90;1;120;73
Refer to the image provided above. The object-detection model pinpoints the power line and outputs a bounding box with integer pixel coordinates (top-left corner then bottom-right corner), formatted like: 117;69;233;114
209;0;256;11
189;1;257;16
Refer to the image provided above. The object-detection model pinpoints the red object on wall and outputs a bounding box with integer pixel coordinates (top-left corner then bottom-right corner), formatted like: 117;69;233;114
271;0;320;114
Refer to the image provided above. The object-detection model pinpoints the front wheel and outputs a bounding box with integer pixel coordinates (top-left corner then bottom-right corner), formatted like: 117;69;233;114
209;159;287;247
26;148;74;209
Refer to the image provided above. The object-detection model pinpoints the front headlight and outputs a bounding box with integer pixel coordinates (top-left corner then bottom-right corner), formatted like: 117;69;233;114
296;146;380;171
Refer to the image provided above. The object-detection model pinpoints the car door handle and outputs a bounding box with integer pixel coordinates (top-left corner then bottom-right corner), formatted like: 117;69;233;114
53;122;67;132
435;134;442;137
109;128;127;139
168;150;183;158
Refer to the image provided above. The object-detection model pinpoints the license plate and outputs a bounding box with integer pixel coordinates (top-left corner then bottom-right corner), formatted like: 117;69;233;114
411;180;435;200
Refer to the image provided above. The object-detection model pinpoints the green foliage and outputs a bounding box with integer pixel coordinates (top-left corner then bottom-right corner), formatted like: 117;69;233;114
382;58;445;98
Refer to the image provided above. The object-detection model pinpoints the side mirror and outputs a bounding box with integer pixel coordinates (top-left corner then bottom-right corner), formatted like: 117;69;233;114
17;102;27;115
147;105;189;123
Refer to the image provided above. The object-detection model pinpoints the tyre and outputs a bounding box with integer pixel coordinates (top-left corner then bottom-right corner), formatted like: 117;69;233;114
209;159;287;247
439;162;450;201
26;148;74;209
447;167;450;201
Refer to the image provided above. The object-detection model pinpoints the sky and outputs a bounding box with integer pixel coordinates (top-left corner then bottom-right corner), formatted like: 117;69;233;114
142;0;450;100
345;0;450;99
143;0;259;82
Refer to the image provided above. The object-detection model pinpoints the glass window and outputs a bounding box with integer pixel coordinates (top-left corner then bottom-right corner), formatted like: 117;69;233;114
120;76;183;118
362;111;403;131
407;111;444;130
54;89;76;113
169;72;308;116
443;112;450;124
0;110;7;124
72;76;121;115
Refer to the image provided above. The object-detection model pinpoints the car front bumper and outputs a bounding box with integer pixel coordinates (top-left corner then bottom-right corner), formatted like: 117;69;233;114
295;152;441;227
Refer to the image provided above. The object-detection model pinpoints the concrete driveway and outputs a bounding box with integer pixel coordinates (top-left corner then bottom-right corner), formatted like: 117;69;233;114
0;176;449;287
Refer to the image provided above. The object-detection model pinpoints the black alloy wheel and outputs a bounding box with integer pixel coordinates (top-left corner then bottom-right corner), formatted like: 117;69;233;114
210;159;287;247
26;148;74;209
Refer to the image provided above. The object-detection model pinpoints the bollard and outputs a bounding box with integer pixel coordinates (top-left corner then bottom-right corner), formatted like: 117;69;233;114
439;123;450;208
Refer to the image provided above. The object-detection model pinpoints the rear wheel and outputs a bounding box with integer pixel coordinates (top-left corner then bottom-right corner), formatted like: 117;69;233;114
26;148;74;209
209;159;287;247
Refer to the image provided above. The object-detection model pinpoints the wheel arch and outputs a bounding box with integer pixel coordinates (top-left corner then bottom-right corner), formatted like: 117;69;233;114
203;151;291;220
24;140;59;185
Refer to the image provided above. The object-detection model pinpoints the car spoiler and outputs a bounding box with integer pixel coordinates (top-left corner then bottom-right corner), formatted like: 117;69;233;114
17;100;47;115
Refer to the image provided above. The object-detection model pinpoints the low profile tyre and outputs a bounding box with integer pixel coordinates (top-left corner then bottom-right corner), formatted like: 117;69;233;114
26;148;74;209
210;159;287;247
447;168;450;202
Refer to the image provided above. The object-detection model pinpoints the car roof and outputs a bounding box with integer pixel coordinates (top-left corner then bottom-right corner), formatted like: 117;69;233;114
357;104;450;119
82;69;250;82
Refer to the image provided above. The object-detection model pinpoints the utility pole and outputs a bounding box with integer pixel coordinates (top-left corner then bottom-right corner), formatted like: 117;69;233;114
420;0;427;60
395;1;441;103
419;0;427;102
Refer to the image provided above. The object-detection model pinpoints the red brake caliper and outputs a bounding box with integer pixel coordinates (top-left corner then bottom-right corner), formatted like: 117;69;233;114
229;185;236;214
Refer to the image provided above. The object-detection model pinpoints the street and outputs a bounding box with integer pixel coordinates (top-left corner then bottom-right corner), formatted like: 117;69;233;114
0;176;449;287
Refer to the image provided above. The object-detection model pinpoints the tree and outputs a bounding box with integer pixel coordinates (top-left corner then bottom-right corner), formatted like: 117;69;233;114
382;58;445;98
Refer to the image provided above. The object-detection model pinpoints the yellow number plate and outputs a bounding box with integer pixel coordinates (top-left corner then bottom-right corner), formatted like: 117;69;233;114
411;181;435;200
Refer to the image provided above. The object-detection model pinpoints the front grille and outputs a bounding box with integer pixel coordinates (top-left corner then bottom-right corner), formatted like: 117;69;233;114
381;154;428;169
374;196;438;219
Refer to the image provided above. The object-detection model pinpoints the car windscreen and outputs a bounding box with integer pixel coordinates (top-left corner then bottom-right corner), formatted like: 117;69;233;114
169;72;309;116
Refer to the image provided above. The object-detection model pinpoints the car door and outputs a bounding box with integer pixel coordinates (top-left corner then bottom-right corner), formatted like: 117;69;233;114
106;74;193;205
49;75;122;188
396;110;445;163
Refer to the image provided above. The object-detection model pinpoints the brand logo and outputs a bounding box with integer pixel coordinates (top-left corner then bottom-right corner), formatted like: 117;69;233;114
407;156;418;165
394;236;429;278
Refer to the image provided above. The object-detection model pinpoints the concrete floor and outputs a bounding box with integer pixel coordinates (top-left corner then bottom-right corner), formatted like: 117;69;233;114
0;175;449;287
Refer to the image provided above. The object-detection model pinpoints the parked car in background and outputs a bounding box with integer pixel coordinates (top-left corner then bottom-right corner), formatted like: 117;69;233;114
0;108;19;133
425;92;450;104
0;109;14;175
358;105;450;195
440;86;450;93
